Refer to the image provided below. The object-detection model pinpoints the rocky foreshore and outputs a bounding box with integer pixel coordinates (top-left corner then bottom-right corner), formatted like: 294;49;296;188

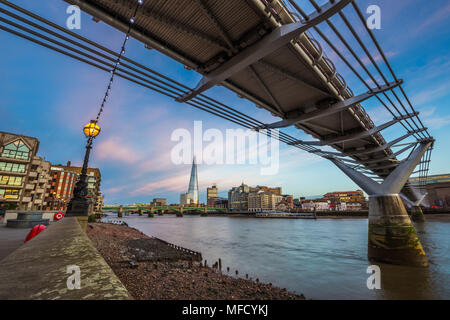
87;222;305;300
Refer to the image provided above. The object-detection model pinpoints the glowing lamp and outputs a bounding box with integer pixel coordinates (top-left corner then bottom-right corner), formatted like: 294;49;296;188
83;121;101;138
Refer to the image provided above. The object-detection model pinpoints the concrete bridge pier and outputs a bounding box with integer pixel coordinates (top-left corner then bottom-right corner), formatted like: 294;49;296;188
410;205;425;222
368;195;427;267
330;140;433;267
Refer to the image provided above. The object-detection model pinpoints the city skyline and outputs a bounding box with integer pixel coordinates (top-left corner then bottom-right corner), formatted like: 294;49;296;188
1;0;449;204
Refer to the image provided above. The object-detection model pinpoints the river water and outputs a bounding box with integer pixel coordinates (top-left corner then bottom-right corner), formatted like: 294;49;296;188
106;213;450;299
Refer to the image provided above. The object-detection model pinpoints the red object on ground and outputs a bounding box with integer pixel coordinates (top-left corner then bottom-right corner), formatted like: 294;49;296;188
24;225;47;243
54;212;65;221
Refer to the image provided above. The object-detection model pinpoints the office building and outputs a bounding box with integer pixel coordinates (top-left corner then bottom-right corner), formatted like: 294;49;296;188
228;183;249;210
180;157;199;205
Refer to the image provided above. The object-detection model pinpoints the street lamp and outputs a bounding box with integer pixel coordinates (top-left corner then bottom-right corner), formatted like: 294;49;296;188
66;120;101;217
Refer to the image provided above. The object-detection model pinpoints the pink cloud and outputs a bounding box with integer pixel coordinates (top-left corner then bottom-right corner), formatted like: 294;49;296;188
95;136;140;164
133;174;189;195
361;51;398;66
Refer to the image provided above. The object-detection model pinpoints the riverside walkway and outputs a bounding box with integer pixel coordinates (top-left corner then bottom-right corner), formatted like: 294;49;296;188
0;224;29;261
0;218;131;300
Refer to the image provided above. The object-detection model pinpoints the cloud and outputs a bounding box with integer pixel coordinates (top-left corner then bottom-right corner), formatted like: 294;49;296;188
423;116;450;130
361;51;398;66
95;136;140;164
133;174;191;195
419;106;436;118
411;81;450;106
366;105;392;124
412;4;450;35
416;106;450;130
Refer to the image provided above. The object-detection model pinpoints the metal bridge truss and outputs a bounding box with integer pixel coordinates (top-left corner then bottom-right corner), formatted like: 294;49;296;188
0;0;433;202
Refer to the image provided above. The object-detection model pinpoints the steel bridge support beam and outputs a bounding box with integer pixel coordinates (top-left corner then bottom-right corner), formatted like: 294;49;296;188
409;193;427;222
177;0;352;101
290;112;418;146
258;80;402;129
410;205;425;222
328;140;433;267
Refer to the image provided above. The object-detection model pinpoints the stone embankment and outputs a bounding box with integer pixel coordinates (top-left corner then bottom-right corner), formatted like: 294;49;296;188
87;223;305;300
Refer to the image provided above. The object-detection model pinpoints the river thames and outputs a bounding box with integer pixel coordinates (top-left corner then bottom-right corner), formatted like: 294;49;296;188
105;214;450;299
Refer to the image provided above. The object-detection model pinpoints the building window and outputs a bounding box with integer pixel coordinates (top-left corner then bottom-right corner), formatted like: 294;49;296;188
0;175;23;186
0;162;26;173
0;188;20;199
1;140;30;160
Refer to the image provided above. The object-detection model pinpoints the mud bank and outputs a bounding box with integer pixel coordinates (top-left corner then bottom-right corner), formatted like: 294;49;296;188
87;223;305;300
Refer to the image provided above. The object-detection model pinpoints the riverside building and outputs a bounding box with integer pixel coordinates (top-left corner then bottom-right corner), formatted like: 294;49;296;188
228;183;249;211
152;198;167;206
52;161;102;214
45;166;79;211
0;131;51;210
248;189;283;212
323;190;365;203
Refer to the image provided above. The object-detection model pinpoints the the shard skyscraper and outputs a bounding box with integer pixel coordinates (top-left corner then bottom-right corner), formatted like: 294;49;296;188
187;156;199;204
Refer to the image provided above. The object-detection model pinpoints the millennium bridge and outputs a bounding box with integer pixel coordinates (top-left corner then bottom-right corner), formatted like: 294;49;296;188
0;0;435;267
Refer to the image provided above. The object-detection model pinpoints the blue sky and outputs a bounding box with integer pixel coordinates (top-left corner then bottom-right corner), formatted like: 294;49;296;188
1;0;449;204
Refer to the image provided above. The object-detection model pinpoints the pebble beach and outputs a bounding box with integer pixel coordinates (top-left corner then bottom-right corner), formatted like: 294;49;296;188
87;222;305;300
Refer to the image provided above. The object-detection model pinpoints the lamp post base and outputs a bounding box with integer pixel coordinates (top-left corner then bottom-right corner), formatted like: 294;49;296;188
66;198;90;217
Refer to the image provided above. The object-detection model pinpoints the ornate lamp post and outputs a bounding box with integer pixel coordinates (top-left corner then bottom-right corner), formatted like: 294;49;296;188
66;121;101;217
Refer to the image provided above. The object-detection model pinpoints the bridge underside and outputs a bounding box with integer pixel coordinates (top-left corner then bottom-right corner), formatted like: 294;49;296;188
63;0;432;202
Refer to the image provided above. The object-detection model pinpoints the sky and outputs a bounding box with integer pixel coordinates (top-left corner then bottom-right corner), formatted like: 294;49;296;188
0;0;449;205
